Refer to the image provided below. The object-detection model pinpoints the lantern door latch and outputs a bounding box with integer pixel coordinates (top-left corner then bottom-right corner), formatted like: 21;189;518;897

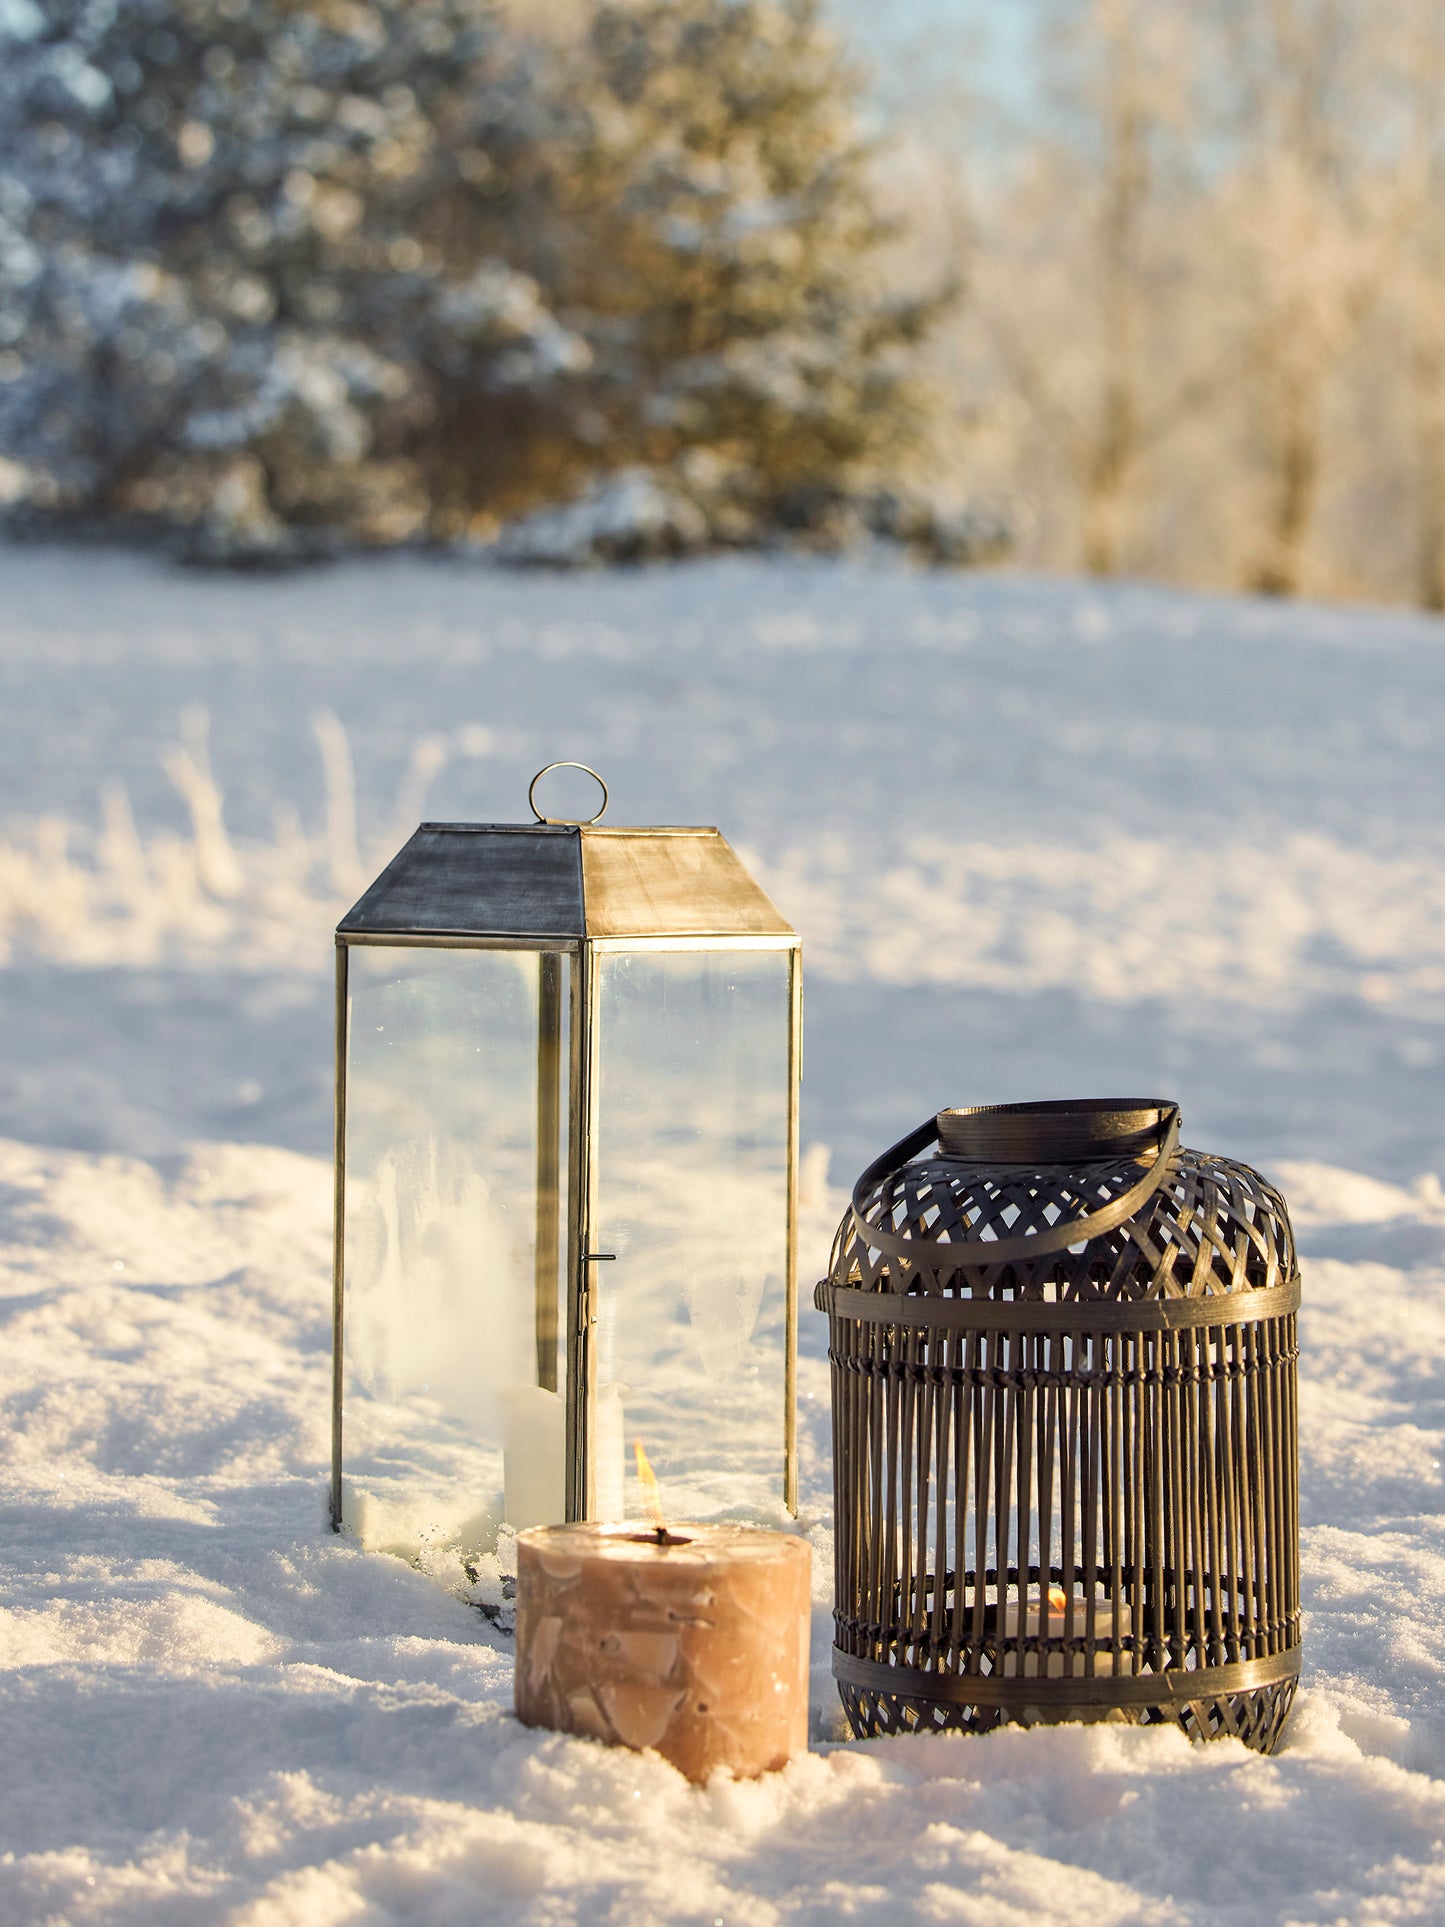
578;1251;616;1331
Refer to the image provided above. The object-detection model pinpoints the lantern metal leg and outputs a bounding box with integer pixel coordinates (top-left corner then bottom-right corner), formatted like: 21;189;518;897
330;938;349;1532
784;948;801;1513
535;951;563;1394
566;939;592;1523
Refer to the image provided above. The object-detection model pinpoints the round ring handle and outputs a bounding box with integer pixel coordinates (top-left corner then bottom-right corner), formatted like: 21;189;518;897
528;762;609;826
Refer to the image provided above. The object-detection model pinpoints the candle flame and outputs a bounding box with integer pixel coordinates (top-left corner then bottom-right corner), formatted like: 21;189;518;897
1046;1585;1068;1613
633;1437;666;1530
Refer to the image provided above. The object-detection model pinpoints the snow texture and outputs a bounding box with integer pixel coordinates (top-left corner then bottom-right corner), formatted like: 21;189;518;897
0;546;1443;1922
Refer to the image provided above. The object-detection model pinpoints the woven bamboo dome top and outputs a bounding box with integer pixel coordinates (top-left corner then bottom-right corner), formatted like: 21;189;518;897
829;1098;1298;1305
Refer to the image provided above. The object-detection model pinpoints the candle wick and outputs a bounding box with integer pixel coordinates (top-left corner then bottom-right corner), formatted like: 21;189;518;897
653;1524;668;1546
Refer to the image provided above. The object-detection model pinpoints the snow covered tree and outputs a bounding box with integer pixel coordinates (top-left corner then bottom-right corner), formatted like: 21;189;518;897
0;0;950;559
0;0;588;554
956;0;1224;579
1207;0;1394;598
519;0;942;543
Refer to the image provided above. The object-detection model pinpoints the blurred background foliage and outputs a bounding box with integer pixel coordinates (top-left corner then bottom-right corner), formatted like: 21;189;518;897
857;0;1445;608
0;0;958;564
1;0;1442;603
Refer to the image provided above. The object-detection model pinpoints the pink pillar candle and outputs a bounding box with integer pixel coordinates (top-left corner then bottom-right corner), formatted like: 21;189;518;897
514;1522;811;1783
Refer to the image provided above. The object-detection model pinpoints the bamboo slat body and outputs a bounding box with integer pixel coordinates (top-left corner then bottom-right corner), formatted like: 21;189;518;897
818;1103;1301;1753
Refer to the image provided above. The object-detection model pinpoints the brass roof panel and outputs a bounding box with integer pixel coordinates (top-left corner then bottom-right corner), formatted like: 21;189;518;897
580;827;793;938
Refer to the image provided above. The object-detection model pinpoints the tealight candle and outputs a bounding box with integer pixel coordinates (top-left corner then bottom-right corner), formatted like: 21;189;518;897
514;1522;810;1783
999;1587;1136;1677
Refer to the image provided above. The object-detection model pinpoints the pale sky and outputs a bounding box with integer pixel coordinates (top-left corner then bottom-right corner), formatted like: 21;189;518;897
827;0;1036;126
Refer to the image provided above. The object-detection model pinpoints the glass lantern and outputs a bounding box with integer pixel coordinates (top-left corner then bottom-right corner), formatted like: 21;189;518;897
330;766;801;1564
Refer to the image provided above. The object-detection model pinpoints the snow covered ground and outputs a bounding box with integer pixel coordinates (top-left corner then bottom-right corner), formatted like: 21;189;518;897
1;543;1443;1923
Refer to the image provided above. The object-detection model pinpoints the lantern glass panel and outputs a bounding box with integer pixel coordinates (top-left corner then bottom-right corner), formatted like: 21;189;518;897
341;943;570;1557
590;945;791;1524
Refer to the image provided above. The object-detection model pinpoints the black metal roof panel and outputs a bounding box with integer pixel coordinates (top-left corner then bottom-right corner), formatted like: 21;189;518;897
337;824;585;938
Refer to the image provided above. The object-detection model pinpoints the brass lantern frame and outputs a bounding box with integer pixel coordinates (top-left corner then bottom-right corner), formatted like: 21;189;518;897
331;817;802;1533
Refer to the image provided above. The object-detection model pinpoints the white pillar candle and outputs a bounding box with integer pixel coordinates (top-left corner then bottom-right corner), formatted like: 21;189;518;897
502;1385;566;1530
514;1522;810;1783
592;1381;627;1522
999;1589;1136;1677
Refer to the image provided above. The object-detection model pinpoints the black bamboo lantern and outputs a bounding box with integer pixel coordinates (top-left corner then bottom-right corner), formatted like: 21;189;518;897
332;766;801;1562
816;1099;1301;1752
